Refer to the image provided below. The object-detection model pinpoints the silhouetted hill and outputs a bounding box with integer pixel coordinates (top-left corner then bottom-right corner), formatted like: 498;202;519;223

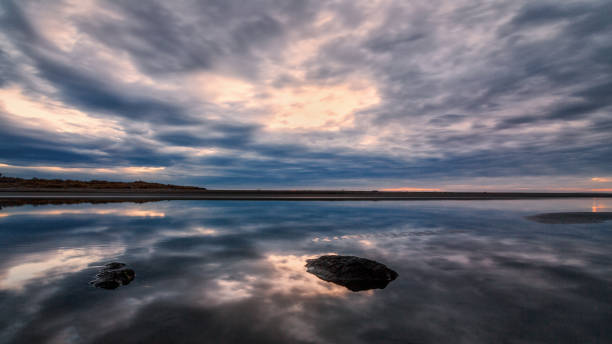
0;173;204;190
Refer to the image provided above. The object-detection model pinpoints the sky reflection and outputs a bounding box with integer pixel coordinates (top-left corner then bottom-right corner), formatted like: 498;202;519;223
0;199;611;343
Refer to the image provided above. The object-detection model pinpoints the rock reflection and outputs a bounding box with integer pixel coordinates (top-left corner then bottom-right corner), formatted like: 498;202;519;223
305;255;398;292
90;262;135;289
526;212;612;224
267;254;350;297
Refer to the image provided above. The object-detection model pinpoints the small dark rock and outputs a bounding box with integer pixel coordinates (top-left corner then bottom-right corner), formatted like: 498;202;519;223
526;212;612;224
305;255;398;292
90;262;135;290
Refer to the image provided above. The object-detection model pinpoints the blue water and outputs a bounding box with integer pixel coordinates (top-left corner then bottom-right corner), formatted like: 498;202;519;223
0;199;611;343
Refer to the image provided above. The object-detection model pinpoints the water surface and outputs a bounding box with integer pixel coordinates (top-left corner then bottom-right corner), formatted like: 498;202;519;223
1;199;611;343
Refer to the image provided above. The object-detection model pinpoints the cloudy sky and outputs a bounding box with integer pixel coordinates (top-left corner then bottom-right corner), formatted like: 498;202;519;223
0;0;611;191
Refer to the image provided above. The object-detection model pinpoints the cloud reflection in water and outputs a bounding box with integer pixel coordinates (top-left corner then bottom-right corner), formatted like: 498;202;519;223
0;199;611;343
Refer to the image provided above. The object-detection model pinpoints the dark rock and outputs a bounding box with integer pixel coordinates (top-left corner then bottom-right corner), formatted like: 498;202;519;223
526;212;612;224
305;255;398;292
90;262;135;289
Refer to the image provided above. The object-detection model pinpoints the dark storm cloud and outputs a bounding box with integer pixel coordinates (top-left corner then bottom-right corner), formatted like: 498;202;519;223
0;49;17;87
0;0;197;124
493;78;612;129
365;32;426;53
77;0;312;76
36;57;196;124
427;114;467;127
189;143;611;187
356;1;612;126
0;0;39;43
510;1;612;36
0;130;94;165
155;123;257;149
0;113;186;168
0;114;102;165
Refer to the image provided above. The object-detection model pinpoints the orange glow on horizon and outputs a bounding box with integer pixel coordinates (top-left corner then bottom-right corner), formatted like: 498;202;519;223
381;187;442;192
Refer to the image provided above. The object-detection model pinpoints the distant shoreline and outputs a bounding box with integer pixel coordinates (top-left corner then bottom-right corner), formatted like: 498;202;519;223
1;189;611;201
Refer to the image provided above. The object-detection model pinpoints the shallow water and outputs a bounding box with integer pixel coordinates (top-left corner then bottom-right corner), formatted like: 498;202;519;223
0;199;611;343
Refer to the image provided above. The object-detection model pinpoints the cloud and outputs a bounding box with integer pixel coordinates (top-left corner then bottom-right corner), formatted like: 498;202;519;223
591;177;612;183
0;163;165;176
0;0;610;189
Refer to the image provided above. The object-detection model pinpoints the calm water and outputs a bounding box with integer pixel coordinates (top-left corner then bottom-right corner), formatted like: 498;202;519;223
0;199;611;343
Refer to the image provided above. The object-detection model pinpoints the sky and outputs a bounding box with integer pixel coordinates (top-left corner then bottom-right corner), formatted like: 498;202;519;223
0;0;611;191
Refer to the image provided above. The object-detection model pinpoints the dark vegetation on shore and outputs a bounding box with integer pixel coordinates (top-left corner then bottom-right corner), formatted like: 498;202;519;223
0;173;204;190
